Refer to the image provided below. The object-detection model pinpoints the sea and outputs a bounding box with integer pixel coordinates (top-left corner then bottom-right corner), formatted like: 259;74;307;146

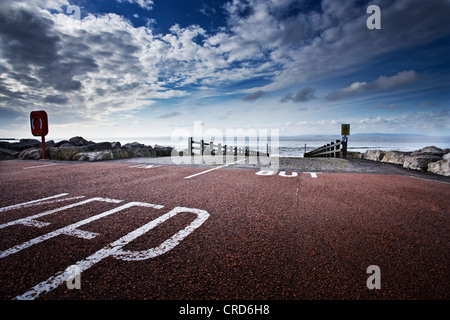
94;134;450;158
3;134;448;158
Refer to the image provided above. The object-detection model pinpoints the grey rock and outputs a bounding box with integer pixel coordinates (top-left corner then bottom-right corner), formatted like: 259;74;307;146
364;150;385;161
86;142;112;151
49;146;89;160
154;144;173;157
347;152;363;159
381;151;411;165
403;154;442;171
41;140;55;148
411;146;444;157
123;142;146;149
122;142;152;157
4;135;174;162
0;141;11;149
18;148;44;160
69;136;89;146
427;157;450;176
53;140;69;147
111;148;130;159
10;139;41;151
0;147;19;159
111;141;121;149
73;150;113;162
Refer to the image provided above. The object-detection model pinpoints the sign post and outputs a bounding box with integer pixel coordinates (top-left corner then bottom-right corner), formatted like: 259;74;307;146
341;124;350;158
30;111;49;160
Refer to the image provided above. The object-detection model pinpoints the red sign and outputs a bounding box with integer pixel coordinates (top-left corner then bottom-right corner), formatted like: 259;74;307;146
30;111;49;137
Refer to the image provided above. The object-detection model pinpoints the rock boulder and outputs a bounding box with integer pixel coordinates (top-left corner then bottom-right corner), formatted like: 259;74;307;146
48;146;89;160
411;146;445;157
0;147;19;159
364;150;385;162
10;139;41;151
403;154;442;171
73;150;113;162
69;136;89;146
427;153;450;176
381;151;411;165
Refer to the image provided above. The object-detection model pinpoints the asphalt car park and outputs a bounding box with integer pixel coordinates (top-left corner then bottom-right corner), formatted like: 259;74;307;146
0;160;449;301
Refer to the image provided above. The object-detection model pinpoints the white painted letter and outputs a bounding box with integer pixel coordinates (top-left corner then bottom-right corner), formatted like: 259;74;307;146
255;170;277;176
279;171;298;177
366;5;381;30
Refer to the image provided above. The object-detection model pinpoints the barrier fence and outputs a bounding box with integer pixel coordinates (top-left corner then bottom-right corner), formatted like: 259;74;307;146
304;139;348;158
187;137;269;157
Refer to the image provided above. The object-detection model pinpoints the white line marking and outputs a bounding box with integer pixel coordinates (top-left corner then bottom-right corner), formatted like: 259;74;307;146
14;204;209;300
0;193;69;213
129;164;162;169
0;197;122;230
22;163;60;170
0;201;159;259
2;196;86;214
184;158;247;179
305;172;322;178
113;206;210;261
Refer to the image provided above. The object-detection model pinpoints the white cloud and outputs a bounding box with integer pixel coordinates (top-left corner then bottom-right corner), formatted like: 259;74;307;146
117;0;154;11
1;0;449;138
326;70;420;101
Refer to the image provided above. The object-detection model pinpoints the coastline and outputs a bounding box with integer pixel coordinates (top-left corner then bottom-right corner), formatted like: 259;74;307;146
1;136;449;177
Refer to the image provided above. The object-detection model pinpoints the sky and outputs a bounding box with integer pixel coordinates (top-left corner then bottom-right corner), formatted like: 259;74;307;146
0;0;449;141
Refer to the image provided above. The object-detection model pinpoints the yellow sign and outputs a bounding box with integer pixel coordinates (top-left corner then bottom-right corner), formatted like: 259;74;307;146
341;124;350;136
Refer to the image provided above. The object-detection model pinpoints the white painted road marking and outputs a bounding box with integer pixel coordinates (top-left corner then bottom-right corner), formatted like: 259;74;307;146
255;170;277;176
0;193;70;213
184;158;247;179
0;197;122;230
129;164;162;169
14;205;210;300
113;206;210;261
306;172;322;178
255;170;317;178
0;200;161;259
1;196;85;214
279;171;298;177
22;163;60;170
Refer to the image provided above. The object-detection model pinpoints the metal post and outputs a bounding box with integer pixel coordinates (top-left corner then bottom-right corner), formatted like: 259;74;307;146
342;135;348;158
41;136;46;160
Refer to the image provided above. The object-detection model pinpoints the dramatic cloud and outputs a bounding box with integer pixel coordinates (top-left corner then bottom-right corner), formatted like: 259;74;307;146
0;0;449;137
280;87;316;103
326;70;420;101
241;90;267;102
158;112;181;119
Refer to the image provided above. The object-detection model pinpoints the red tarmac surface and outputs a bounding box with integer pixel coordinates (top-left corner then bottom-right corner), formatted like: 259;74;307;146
0;159;449;300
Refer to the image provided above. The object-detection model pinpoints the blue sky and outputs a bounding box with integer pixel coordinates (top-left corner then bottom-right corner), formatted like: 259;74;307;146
0;0;449;140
